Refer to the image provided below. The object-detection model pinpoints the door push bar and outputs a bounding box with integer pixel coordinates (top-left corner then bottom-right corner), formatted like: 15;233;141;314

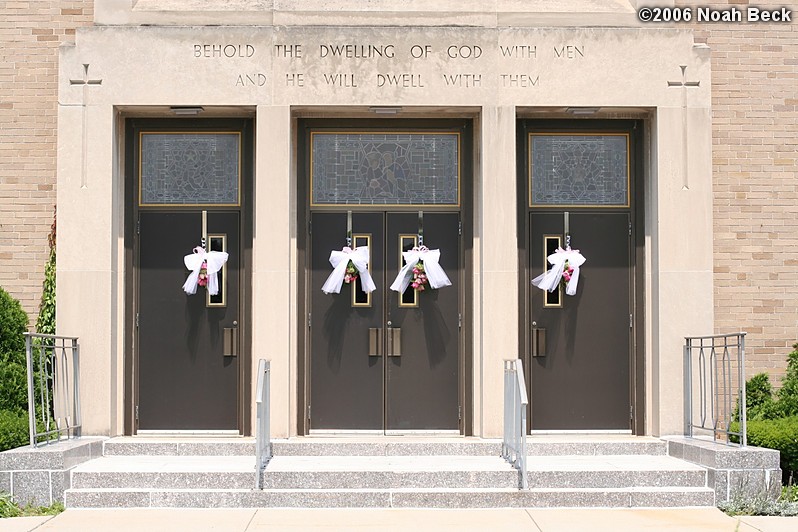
224;325;239;357
369;328;382;357
387;326;401;357
367;326;402;357
531;321;546;358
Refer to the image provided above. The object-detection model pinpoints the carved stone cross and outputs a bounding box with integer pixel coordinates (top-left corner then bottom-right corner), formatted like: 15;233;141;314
69;64;103;189
668;65;700;190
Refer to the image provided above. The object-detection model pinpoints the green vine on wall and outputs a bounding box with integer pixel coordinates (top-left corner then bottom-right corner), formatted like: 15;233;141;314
36;207;56;336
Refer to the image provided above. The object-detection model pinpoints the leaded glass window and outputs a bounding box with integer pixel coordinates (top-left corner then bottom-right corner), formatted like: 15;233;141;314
139;132;241;206
311;132;459;206
530;134;629;207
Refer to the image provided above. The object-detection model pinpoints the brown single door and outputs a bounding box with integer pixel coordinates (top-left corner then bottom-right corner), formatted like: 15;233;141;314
138;211;240;430
309;211;460;431
529;211;631;430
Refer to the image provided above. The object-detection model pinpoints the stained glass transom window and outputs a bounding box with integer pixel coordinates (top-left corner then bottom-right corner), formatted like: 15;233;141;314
530;134;629;207
311;132;459;206
140;133;240;206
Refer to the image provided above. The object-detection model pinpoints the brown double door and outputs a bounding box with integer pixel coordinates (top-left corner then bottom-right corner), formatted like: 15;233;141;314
309;211;461;432
528;211;632;430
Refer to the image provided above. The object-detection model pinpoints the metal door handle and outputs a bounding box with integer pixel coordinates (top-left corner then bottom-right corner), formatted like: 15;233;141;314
531;326;546;357
387;327;401;357
369;328;382;357
223;327;238;357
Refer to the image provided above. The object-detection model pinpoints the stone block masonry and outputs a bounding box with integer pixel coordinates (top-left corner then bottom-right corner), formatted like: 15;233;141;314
0;438;104;506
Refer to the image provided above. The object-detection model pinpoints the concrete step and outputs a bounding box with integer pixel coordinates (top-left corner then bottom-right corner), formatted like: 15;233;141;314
64;486;715;509
64;436;713;509
527;455;706;489
102;435;666;458
103;437;255;457
70;455;518;490
526;435;667;456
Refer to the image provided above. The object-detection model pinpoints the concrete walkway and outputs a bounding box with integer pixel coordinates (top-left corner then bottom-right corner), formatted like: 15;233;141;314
1;508;797;532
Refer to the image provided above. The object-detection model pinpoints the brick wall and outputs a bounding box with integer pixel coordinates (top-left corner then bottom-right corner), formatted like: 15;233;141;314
0;1;93;320
676;0;798;384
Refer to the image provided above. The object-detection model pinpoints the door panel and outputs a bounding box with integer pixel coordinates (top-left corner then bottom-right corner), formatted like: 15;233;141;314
309;212;384;430
309;211;460;431
386;213;460;431
138;211;240;430
529;212;631;430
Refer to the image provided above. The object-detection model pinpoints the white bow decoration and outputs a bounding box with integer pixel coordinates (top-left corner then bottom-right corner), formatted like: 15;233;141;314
321;246;376;295
390;246;451;294
183;246;229;296
531;247;586;296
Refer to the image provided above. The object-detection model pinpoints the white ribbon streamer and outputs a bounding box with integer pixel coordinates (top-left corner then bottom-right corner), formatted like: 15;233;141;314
531;247;586;296
390;246;452;294
183;246;229;296
321;246;376;295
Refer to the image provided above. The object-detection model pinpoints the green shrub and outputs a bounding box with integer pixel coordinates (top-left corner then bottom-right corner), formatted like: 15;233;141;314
0;361;28;414
0;491;22;518
0;490;64;518
777;344;798;417
0;287;28;361
733;417;798;485
0;410;29;451
746;373;779;420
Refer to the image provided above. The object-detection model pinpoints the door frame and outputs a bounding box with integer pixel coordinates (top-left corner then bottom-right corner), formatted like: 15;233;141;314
123;117;255;435
516;119;646;434
296;118;474;435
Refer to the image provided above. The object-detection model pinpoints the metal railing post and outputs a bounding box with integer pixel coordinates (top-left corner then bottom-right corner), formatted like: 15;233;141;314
683;333;746;447
25;334;36;446
684;338;692;438
502;358;528;490
23;332;81;447
739;334;747;447
254;359;271;490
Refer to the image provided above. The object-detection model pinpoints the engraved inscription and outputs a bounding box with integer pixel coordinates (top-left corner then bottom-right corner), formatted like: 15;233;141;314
442;74;481;88
274;44;303;58
324;73;358;87
410;44;432;58
554;45;585;59
194;44;255;58
194;38;598;89
500;45;537;59
377;73;425;88
500;74;539;87
447;45;482;59
286;73;305;86
319;44;396;59
235;73;267;87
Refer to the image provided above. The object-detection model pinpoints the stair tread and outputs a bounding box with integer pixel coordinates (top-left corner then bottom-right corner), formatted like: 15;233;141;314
72;454;701;474
66;486;713;493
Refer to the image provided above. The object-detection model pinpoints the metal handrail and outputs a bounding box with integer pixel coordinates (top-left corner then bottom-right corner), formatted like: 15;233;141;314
24;332;81;447
502;358;529;489
254;359;272;489
684;333;747;446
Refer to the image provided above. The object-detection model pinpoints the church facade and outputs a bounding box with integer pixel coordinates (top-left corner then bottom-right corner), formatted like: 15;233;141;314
1;1;795;439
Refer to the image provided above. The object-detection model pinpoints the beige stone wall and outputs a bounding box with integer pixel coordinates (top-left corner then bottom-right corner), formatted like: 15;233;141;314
0;1;93;318
675;0;798;385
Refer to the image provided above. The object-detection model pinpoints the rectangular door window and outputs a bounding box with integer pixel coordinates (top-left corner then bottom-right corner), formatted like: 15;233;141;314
529;133;629;208
139;132;241;207
310;132;460;206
